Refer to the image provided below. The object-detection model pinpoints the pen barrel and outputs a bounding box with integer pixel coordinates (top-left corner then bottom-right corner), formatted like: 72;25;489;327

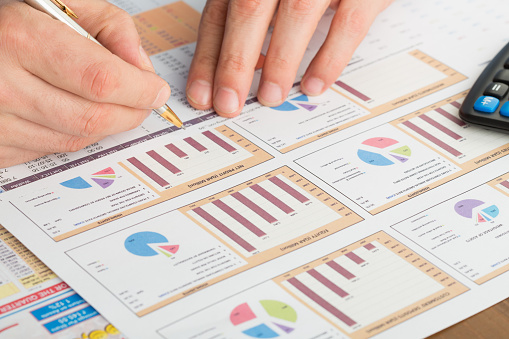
24;0;100;45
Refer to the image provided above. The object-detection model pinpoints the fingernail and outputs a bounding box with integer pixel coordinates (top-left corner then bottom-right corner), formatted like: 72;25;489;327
258;81;283;106
214;87;240;114
303;77;325;95
153;85;171;108
187;80;212;106
139;45;154;71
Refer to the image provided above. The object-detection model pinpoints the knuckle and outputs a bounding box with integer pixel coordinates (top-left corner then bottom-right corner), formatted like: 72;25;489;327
74;103;109;137
264;54;292;71
229;0;265;18
195;53;219;70
281;0;314;16
335;7;369;37
219;53;250;73
62;136;92;153
81;62;119;101
202;0;228;26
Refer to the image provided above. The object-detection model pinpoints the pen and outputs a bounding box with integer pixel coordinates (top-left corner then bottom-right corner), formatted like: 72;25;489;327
23;0;185;129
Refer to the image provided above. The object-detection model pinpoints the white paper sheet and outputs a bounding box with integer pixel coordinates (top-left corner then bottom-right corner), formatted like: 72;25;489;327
1;0;509;338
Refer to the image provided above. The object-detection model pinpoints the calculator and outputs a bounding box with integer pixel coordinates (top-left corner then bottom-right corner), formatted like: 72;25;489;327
459;42;509;130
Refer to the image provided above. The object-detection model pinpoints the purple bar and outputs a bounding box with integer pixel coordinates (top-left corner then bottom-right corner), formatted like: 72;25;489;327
186;117;205;127
147;151;181;174
184;137;207;152
2;176;39;191
287;277;356;326
35;166;66;179
250;184;294;214
364;243;376;251
326;261;355;280
66;157;94;169
346;252;365;265
436;108;466;127
450;101;461;109
501;181;509;190
193;207;256;252
121;135;152;148
269;177;309;203
231;192;277;223
212;200;266;237
166;144;188;158
308;269;349;298
90;147;121;159
335;80;371;102
402;121;463;157
127;157;169;187
149;128;173;139
419;115;462;140
202;131;236;153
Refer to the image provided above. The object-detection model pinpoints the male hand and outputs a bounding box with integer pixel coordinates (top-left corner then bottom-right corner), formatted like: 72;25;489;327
186;0;393;117
0;0;171;167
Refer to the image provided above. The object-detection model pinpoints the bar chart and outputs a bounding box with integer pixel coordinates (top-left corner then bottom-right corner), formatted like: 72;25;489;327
276;232;466;338
396;97;509;164
182;167;357;258
332;50;464;112
121;126;272;196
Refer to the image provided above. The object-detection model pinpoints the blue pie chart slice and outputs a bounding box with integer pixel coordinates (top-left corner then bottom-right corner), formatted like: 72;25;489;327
357;150;394;166
125;231;169;257
482;205;499;219
242;324;279;338
60;177;92;189
271;101;299;111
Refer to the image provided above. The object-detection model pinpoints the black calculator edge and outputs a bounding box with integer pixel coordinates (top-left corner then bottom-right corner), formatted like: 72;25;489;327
459;42;509;131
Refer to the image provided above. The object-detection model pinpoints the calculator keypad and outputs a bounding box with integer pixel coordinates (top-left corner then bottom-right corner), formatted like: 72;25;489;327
460;42;509;130
484;82;509;99
494;69;509;84
501;102;509;117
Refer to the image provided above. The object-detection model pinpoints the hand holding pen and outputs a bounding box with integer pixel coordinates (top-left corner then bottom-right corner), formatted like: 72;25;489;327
0;0;179;167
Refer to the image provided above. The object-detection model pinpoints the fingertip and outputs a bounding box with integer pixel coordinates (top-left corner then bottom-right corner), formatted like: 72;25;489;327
301;76;326;96
152;84;172;108
187;80;213;108
213;87;241;116
257;81;285;107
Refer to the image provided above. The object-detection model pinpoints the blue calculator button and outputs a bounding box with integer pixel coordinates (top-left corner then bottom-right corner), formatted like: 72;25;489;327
474;96;499;113
501;102;509;117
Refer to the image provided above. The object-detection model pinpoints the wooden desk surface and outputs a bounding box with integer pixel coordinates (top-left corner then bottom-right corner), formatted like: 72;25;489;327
430;299;509;338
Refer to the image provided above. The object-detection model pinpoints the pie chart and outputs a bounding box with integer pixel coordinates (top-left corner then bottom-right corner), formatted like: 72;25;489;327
231;300;297;338
271;95;319;112
59;167;116;190
454;199;500;223
357;137;411;166
124;231;179;258
91;167;116;189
